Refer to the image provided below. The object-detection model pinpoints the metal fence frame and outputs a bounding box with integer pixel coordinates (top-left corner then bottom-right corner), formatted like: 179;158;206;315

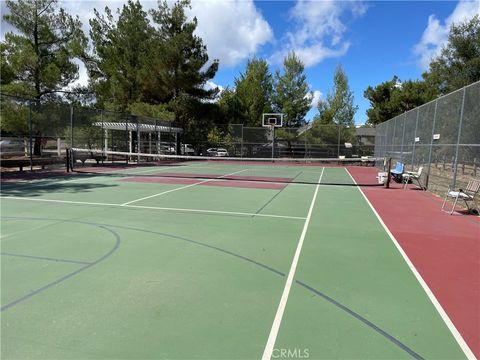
2;93;377;168
0;93;182;169
374;81;480;194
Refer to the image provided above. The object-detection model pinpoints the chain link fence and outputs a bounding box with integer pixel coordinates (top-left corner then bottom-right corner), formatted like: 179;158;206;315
0;93;182;169
1;92;376;171
374;81;480;195
194;123;375;159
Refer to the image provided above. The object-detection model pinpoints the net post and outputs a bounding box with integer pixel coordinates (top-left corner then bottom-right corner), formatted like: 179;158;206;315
385;157;392;188
66;148;70;172
28;100;33;171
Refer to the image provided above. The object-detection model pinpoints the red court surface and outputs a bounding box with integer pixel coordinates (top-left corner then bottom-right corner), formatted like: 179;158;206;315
348;166;480;358
120;173;290;190
142;172;294;183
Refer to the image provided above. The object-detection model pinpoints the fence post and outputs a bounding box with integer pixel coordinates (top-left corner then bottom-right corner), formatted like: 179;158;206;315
271;126;275;160
70;105;74;150
385;120;390;160
391;118;397;161
425;98;439;190
125;113;129;164
135;115;140;163
101;111;104;165
400;112;407;163
337;125;341;158
451;87;466;189
29;100;33;171
410;108;420;171
241;124;244;158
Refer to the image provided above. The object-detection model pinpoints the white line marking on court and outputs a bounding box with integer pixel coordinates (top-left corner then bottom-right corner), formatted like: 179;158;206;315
345;168;476;360
120;168;250;206
0;196;306;221
261;167;325;360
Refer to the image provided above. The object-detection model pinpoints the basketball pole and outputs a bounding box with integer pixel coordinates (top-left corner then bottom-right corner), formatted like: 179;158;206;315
271;125;275;161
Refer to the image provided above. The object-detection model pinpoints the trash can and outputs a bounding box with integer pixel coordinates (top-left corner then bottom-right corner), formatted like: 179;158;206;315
377;172;388;184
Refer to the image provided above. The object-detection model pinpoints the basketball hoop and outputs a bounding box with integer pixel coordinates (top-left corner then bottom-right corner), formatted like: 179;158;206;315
261;113;283;160
262;113;284;128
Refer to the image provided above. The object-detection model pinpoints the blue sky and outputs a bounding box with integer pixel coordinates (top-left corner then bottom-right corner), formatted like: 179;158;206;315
1;0;479;124
206;0;479;124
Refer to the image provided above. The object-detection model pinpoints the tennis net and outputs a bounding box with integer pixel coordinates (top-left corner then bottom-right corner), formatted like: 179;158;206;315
67;148;386;187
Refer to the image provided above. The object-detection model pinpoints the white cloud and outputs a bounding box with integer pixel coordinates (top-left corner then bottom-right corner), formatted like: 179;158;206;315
205;80;224;96
60;0;131;37
270;0;366;67
61;0;273;68
279;42;350;68
65;59;89;89
188;0;273;67
308;90;322;109
413;0;480;69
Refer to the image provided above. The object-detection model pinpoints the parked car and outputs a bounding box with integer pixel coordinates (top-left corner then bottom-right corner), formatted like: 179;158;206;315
206;148;229;157
0;138;25;157
216;148;229;157
160;144;175;154
206;148;218;156
182;144;195;155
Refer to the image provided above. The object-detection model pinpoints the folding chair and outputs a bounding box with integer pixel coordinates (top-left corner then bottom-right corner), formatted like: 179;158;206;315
390;162;404;183
442;179;480;215
402;167;424;190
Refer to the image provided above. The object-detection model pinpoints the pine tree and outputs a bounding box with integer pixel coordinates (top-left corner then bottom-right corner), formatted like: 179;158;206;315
316;64;357;126
424;15;480;94
273;52;311;128
1;0;86;100
311;64;357;149
149;0;219;125
89;0;153;110
234;58;273;126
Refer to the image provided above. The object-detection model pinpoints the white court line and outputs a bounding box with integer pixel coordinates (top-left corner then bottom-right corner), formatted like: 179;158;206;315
0;196;306;221
344;168;476;360
261;167;325;360
120;168;250;206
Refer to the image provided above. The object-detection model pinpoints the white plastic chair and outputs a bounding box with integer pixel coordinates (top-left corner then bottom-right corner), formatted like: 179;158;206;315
402;167;424;190
442;179;480;215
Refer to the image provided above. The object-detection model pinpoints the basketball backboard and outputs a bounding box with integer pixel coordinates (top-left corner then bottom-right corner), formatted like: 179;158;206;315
262;113;283;128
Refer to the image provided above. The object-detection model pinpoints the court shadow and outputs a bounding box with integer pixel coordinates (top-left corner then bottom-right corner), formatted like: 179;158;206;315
0;182;118;197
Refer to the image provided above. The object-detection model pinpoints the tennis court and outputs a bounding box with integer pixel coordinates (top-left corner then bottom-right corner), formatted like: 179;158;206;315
0;158;471;359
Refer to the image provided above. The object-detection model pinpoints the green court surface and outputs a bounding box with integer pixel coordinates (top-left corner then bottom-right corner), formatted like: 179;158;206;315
0;163;466;359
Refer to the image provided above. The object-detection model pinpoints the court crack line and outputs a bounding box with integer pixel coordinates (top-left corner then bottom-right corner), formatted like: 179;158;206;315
1;222;120;312
253;171;304;217
1;252;92;265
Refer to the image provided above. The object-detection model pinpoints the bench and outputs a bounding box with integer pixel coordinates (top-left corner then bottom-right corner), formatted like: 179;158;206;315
0;157;64;171
72;150;106;165
360;156;375;166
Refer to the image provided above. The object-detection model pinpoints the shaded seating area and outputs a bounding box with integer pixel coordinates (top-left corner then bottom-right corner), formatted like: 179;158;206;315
442;178;480;215
0;156;65;171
